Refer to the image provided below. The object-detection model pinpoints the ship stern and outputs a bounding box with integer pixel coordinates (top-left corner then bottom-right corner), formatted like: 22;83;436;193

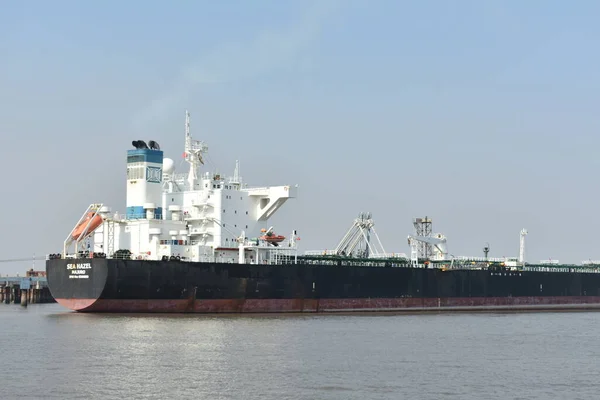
46;258;109;311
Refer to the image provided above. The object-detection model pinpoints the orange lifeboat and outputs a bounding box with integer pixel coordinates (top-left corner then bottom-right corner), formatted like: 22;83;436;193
71;212;103;240
260;231;286;243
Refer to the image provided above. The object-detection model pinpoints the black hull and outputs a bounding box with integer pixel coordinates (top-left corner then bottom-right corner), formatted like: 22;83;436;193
46;258;600;313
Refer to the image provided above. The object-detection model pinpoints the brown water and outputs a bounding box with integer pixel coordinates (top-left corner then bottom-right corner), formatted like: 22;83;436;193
1;303;599;399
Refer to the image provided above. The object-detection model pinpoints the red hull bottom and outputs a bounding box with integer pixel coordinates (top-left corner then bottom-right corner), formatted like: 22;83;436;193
56;296;600;313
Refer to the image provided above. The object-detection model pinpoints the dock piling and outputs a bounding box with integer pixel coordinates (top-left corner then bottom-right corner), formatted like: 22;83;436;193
20;289;27;307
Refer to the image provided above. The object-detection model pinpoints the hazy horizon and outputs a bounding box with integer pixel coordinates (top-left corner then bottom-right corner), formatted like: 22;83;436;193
2;0;600;274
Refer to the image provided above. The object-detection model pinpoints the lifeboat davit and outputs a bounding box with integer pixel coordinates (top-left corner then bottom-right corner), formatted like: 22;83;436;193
71;212;103;241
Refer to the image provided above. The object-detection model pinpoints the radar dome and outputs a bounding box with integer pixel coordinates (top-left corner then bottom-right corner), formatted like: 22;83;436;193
163;158;175;174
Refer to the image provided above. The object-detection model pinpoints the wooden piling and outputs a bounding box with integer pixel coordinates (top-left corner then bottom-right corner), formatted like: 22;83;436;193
0;275;55;305
20;289;27;307
14;285;20;304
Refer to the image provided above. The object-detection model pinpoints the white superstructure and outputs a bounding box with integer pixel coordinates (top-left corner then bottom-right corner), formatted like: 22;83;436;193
63;110;298;264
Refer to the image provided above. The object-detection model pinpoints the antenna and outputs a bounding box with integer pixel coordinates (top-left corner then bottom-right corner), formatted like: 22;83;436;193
185;110;190;137
232;160;241;185
483;243;490;260
185;110;196;190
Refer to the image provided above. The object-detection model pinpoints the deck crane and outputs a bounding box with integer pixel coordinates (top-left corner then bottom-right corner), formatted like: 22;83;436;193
407;234;448;266
333;212;386;258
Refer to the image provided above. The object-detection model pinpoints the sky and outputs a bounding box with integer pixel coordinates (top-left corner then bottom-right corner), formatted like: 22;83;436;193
1;0;600;274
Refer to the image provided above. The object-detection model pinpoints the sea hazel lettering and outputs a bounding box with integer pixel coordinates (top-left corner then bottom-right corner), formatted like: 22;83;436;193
67;263;92;270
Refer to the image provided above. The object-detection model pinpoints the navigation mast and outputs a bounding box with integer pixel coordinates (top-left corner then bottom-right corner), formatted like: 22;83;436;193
519;229;528;264
183;110;208;190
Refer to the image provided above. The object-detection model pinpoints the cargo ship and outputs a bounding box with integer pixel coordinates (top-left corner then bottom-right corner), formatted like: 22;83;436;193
46;111;600;313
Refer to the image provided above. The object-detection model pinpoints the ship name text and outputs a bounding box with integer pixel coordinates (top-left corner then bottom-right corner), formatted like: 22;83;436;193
67;263;91;279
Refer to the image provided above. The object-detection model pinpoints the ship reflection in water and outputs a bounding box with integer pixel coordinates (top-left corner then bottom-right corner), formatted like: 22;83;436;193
2;303;600;399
